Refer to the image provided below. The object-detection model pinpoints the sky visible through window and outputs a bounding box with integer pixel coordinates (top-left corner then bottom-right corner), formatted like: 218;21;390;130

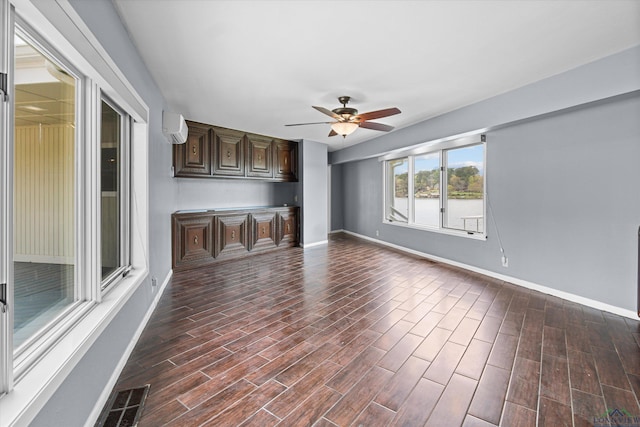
446;144;484;175
394;144;484;175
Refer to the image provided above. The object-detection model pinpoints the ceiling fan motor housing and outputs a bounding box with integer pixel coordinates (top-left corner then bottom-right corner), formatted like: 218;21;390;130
333;95;358;119
332;107;358;119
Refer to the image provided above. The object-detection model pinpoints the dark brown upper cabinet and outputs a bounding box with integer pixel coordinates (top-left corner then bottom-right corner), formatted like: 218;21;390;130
247;135;274;178
173;122;212;177
274;140;298;182
173;120;297;182
213;128;245;176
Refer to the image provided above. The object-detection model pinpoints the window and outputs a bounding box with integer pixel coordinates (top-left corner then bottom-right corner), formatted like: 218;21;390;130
414;152;440;228
0;3;147;418
444;144;484;233
383;137;485;236
13;29;79;349
385;158;409;222
5;21;133;369
100;98;130;289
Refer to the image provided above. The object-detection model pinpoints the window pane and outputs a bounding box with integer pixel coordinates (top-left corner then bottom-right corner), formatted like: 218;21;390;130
101;101;121;280
13;32;76;346
444;144;484;233
414;152;440;228
386;158;408;222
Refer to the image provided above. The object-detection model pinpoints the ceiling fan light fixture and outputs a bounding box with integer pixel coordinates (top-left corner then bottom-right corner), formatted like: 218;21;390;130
331;121;358;136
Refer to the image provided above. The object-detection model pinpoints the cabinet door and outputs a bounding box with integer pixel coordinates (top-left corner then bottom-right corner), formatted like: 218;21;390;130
172;214;215;269
213;129;245;176
277;208;298;247
274;140;298;181
247;136;273;178
173;122;212;176
250;211;277;251
215;214;249;258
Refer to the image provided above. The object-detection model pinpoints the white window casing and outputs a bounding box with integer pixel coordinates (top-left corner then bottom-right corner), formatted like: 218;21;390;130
0;1;150;426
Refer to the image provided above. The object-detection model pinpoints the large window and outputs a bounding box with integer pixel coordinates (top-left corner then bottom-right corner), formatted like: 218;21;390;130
7;23;133;365
384;137;485;236
13;30;78;349
0;4;147;416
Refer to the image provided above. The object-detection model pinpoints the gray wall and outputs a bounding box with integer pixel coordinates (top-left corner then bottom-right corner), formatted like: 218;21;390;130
331;45;640;165
176;178;298;210
334;54;640;312
300;140;329;245
330;163;344;231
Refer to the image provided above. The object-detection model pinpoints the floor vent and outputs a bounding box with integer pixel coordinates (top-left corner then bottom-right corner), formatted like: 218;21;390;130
96;385;150;427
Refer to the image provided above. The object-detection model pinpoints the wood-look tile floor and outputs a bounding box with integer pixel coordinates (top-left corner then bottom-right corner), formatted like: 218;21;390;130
112;234;640;426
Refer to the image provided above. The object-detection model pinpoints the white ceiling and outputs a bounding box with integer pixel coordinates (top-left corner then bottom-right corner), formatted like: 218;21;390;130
112;0;640;151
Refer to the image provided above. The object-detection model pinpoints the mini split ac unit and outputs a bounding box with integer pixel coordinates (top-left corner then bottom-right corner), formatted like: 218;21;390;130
162;111;188;144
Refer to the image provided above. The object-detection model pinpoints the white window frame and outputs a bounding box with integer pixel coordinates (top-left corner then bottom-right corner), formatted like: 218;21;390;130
11;16;89;367
381;135;487;240
99;95;132;292
0;1;150;425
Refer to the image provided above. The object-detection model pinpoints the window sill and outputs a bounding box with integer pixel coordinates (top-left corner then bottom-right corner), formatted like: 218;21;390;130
0;267;148;427
383;219;488;241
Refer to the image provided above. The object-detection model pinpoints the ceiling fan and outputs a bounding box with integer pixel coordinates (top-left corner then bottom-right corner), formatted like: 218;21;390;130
285;96;401;137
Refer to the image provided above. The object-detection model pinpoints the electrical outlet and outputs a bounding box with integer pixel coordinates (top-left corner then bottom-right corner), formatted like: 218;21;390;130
501;256;509;267
376;230;379;237
294;195;298;202
151;277;158;287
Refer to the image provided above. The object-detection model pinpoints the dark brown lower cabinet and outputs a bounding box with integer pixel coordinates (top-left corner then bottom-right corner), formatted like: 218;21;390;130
172;206;298;270
215;214;249;259
277;208;297;247
251;211;277;251
171;213;215;270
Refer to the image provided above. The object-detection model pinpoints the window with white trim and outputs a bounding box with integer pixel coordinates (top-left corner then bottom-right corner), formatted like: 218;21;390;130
0;3;146;411
100;97;131;290
383;136;486;236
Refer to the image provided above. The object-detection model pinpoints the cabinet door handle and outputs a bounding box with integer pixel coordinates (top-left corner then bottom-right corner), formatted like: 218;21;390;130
231;230;235;239
284;156;287;165
192;145;197;155
286;223;290;232
194;235;198;245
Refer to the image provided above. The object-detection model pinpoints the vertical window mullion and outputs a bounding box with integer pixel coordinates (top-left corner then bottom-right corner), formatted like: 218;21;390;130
87;80;100;303
121;117;130;269
0;0;14;395
440;150;446;229
408;156;414;224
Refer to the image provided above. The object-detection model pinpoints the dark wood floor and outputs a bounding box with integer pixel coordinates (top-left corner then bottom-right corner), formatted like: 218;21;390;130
111;233;640;426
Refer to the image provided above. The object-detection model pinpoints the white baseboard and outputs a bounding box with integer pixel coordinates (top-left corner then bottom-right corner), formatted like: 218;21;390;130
301;239;329;248
85;270;173;427
329;229;344;234
341;230;638;320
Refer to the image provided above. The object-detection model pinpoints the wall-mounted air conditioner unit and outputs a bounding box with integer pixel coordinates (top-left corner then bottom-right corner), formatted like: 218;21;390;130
163;111;188;144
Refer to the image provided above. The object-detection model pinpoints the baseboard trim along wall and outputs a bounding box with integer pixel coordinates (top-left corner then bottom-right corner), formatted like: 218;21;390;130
301;240;329;249
341;230;638;320
86;270;173;427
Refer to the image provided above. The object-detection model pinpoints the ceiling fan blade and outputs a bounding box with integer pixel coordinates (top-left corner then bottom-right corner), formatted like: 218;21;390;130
313;106;341;120
328;129;338;137
285;121;333;127
356;107;401;122
359;121;394;132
